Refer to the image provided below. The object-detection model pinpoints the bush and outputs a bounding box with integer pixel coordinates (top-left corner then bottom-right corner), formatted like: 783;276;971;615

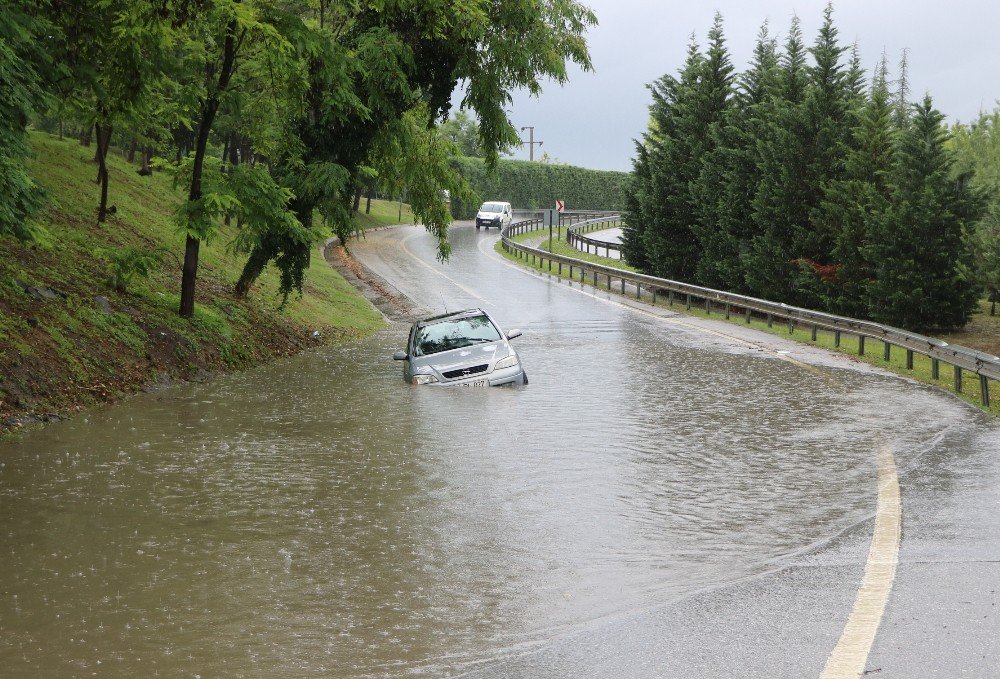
450;157;627;218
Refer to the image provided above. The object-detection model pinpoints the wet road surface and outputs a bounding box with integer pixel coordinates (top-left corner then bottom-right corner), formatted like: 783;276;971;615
1;222;997;677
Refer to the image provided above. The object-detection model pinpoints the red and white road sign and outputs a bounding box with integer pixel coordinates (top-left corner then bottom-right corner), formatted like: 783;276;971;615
556;199;565;212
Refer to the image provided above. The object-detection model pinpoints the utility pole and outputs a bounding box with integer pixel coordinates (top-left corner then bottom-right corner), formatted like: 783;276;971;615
519;126;543;161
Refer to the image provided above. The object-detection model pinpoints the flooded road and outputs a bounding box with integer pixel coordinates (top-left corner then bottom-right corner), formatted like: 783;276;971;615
1;223;996;676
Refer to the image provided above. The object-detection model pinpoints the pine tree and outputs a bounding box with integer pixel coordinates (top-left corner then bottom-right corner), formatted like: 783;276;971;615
746;15;811;301
622;73;678;271
950;108;1000;314
692;21;776;291
868;96;981;330
627;17;733;282
814;56;895;316
639;40;704;279
621;141;654;270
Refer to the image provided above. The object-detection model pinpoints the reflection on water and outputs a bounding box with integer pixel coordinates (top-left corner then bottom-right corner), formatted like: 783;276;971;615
0;311;976;676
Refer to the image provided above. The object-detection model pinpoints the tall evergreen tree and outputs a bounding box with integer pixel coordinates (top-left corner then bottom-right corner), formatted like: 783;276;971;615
636;40;704;280
0;2;55;241
621;139;655;270
813;57;895;316
625;16;733;282
867;96;981;330
692;21;776;291
950;108;1000;314
745;15;811;301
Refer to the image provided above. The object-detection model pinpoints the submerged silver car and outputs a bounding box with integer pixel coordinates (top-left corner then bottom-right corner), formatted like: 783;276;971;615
393;309;527;386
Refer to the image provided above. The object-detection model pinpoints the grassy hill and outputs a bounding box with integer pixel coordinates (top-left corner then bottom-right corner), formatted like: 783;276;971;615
0;133;391;433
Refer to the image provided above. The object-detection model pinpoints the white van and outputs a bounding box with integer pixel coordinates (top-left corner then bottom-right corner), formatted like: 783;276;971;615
475;201;512;230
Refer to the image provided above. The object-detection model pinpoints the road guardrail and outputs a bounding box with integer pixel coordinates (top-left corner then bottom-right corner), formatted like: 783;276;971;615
566;216;623;257
500;216;998;407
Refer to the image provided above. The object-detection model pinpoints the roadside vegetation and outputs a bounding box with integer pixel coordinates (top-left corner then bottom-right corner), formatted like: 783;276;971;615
0;133;388;433
2;0;597;431
623;7;986;334
499;224;1000;417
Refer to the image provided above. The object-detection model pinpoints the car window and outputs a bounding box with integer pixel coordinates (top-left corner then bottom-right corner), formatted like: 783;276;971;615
480;203;504;213
413;315;502;356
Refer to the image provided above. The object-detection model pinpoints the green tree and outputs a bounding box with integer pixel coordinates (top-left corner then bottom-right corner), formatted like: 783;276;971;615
621;74;678;271
691;21;777;291
231;0;596;304
951;108;1000;314
748;7;854;305
0;2;55;240
868;97;981;330
440;111;484;158
626;16;734;282
745;16;811;301
176;0;297;317
813;57;895;317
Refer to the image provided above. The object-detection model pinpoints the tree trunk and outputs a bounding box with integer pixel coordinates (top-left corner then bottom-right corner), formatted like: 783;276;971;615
180;234;201;316
96;123;113;222
127;137;137;162
179;18;241;318
234;198;314;299
234;245;271;299
352;185;362;213
365;184;373;214
138;148;153;175
80;125;92;147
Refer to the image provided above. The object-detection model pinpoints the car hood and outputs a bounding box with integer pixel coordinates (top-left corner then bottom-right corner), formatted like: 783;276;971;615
410;342;509;371
477;211;503;218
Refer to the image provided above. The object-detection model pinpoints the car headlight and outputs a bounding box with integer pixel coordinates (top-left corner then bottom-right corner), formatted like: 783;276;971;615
494;354;519;370
412;374;438;385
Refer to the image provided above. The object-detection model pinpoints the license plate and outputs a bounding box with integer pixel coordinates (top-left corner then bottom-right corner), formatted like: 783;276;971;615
461;379;488;387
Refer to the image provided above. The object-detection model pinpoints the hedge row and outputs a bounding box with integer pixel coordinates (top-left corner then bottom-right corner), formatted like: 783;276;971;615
450;156;627;218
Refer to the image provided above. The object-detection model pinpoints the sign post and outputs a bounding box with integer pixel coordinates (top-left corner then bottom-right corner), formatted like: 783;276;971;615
555;199;565;239
545;209;557;265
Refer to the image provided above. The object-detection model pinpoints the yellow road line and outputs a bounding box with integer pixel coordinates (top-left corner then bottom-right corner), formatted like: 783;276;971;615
820;441;901;678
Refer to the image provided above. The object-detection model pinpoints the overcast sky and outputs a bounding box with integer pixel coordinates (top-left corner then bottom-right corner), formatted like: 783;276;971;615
493;0;999;171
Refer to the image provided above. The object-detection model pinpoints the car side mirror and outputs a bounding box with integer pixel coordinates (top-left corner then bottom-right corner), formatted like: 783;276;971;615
393;350;408;361
506;329;522;340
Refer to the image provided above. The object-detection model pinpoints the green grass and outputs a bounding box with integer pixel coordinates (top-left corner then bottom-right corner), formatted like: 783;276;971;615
0;132;386;428
499;223;1000;418
352;198;415;230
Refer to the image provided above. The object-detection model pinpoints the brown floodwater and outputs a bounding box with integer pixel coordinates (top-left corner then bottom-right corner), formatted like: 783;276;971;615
0;224;979;677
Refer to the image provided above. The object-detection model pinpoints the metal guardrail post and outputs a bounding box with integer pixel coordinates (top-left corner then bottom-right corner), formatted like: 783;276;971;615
859;335;866;355
954;366;962;392
981;375;991;407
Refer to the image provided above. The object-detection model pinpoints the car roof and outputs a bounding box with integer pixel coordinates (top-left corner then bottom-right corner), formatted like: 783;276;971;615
415;308;488;328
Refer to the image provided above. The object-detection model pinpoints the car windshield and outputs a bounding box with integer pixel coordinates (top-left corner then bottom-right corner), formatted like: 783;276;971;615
480;203;504;213
413;315;502;356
